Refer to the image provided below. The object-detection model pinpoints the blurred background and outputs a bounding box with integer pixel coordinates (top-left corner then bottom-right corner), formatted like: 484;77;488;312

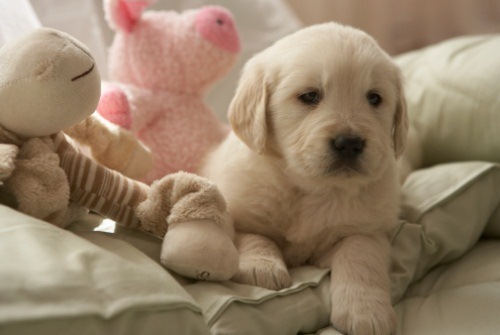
286;0;500;55
8;0;500;119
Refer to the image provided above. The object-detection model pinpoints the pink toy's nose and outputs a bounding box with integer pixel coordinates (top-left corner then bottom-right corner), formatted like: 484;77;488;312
195;6;241;54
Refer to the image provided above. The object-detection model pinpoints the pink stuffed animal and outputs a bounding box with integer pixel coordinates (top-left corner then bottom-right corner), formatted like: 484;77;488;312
100;0;240;183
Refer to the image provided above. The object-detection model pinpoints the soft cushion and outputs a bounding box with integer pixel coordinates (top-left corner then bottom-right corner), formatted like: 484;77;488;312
2;161;500;334
395;240;500;335
395;34;500;167
0;207;208;335
391;161;500;303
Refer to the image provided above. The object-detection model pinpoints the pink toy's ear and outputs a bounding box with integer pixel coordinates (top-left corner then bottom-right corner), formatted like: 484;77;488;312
104;0;155;33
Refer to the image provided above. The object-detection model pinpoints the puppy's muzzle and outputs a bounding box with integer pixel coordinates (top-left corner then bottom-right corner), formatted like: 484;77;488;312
330;135;365;160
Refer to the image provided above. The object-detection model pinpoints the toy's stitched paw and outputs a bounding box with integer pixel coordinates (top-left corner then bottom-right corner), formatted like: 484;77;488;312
97;86;132;130
161;220;239;281
232;256;293;291
330;287;397;335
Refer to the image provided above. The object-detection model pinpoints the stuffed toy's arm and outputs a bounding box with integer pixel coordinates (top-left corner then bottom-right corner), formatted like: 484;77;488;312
54;132;148;228
96;84;132;130
54;132;239;281
3;138;73;227
137;172;239;281
97;84;159;135
65;114;153;180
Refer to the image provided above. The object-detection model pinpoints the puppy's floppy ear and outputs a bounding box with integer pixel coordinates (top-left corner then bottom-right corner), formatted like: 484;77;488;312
392;76;409;158
228;59;269;154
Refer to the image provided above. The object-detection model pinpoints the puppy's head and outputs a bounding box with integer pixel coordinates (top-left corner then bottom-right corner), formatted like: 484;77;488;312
229;23;408;186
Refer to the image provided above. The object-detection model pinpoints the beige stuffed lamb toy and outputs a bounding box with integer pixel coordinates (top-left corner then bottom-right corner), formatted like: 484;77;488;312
0;28;238;282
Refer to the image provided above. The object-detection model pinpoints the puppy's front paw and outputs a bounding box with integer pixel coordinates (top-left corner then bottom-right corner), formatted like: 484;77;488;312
331;288;397;335
232;256;292;290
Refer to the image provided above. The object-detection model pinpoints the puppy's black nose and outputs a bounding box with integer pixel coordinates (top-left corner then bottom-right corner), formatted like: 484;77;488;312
331;135;365;158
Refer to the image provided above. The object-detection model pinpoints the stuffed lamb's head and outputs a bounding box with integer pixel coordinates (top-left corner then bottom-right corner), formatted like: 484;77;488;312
0;28;100;137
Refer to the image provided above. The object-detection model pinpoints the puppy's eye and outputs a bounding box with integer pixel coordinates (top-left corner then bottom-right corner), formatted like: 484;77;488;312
298;91;321;105
367;91;382;107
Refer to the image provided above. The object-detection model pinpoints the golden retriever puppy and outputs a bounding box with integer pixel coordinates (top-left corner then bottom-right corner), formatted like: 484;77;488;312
201;22;408;335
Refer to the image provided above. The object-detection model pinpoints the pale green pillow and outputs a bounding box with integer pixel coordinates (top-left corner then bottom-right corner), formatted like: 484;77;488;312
395;240;500;335
391;161;500;303
395;35;500;167
0;207;208;335
2;161;500;335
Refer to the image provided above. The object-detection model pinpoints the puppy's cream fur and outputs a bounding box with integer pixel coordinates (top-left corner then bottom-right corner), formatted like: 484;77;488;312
201;22;408;335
